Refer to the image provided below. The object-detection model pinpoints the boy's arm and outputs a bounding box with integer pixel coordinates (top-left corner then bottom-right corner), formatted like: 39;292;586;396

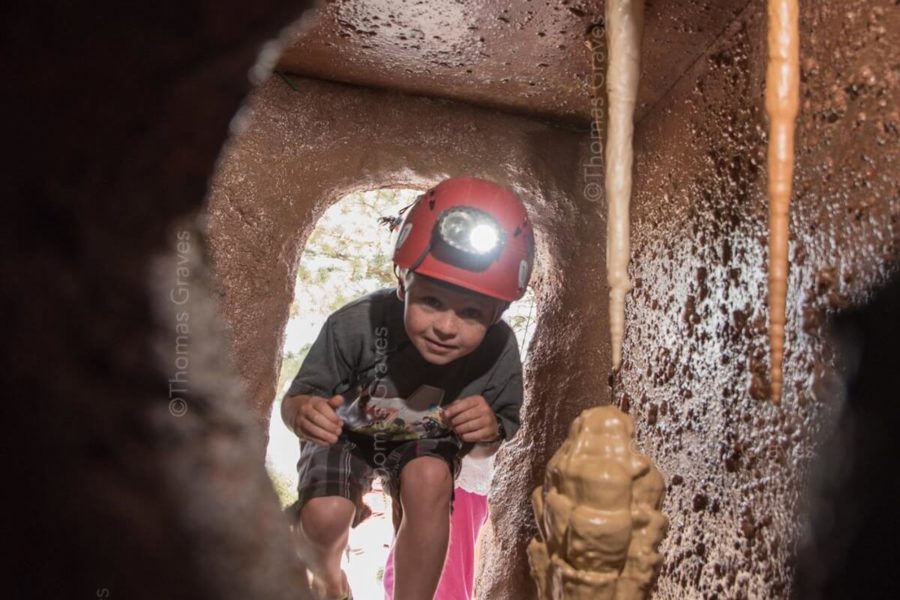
282;313;356;444
443;394;503;443
282;393;346;445
483;329;524;441
446;325;524;444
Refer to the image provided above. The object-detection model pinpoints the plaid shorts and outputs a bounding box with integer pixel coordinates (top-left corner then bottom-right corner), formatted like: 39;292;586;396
287;429;464;530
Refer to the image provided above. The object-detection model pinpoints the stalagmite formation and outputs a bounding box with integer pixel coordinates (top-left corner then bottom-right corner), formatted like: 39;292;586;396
765;0;800;403
604;0;644;370
528;406;668;600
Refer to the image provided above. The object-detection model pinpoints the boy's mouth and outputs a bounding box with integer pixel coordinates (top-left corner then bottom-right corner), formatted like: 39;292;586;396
424;337;456;352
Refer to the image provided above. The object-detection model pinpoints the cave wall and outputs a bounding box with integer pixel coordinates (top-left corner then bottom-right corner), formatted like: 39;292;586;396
4;1;320;599
207;72;618;596
204;2;897;599
206;75;611;430
479;1;897;599
5;0;894;596
614;1;898;598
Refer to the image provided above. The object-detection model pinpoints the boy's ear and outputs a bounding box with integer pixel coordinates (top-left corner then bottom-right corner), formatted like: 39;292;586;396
394;265;409;300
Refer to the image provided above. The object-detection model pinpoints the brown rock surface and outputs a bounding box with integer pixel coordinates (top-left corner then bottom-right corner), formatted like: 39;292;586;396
615;0;898;597
210;3;897;598
206;74;609;432
207;71;613;599
5;0;896;598
3;1;317;598
277;0;752;125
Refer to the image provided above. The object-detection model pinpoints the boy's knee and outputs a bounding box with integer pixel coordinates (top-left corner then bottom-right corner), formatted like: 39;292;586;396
297;496;355;546
400;457;453;507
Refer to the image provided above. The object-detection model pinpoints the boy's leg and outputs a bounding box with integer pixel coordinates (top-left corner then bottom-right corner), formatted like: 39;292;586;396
383;488;488;600
392;455;454;600
294;496;355;599
292;438;374;599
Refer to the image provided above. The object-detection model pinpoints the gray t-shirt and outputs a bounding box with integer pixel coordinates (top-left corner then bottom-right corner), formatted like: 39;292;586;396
286;287;523;442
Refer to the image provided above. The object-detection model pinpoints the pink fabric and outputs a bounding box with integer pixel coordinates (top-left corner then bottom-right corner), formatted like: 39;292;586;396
383;488;489;600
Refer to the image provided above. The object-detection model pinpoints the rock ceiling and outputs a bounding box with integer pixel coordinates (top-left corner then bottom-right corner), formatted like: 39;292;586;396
278;0;753;127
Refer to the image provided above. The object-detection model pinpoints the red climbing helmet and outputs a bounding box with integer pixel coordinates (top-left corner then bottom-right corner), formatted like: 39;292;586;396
392;176;535;302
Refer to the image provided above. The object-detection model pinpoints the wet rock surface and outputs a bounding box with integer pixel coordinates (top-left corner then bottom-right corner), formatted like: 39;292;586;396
618;1;898;597
277;0;751;125
221;2;897;598
9;0;893;598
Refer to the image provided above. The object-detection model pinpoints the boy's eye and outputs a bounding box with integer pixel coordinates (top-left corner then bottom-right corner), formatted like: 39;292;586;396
421;295;441;308
461;308;483;320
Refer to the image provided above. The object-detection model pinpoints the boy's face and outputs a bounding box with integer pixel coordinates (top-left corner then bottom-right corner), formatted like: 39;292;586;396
400;273;501;365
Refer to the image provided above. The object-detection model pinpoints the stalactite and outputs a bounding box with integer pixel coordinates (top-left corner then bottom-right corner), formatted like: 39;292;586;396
765;0;800;403
605;0;644;370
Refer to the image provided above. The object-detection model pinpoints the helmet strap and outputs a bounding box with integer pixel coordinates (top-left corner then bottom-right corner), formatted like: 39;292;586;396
394;265;408;299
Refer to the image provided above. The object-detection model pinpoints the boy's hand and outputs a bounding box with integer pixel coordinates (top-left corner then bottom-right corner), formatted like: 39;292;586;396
442;395;500;443
285;394;345;446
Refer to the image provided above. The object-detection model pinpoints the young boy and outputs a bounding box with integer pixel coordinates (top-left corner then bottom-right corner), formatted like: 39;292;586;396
281;176;535;600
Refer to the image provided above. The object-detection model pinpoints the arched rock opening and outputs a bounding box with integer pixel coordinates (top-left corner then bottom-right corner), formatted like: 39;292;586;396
6;0;897;599
208;2;899;597
206;74;609;438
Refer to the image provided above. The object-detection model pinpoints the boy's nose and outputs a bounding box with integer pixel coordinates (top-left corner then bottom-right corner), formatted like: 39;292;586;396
432;312;458;339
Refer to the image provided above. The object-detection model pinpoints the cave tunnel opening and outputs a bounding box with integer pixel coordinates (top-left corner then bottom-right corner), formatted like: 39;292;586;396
261;186;538;597
185;0;900;588
6;1;898;599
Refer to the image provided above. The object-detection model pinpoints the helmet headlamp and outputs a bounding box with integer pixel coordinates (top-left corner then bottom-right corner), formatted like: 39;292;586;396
432;207;504;271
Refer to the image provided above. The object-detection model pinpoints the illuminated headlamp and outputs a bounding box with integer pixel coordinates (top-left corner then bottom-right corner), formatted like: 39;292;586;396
432;207;505;271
